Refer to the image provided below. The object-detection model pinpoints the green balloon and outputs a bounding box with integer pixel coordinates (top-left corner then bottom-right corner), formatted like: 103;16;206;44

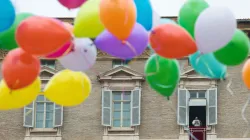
178;0;209;37
214;29;250;66
0;13;33;50
145;54;180;97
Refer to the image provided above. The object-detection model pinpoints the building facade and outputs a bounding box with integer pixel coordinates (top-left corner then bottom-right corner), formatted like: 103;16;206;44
0;18;249;140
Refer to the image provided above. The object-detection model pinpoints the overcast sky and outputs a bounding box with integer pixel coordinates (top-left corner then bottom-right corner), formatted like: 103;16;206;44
12;0;250;19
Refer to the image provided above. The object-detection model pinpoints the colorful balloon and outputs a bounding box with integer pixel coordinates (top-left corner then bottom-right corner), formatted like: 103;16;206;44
2;48;40;89
178;0;209;37
150;24;197;59
145;54;180;97
134;0;153;31
59;38;97;71
74;0;104;38
189;51;227;79
0;13;33;50
242;59;250;89
58;0;86;9
99;0;136;40
44;70;91;106
0;0;15;32
195;7;237;53
16;16;72;56
0;78;41;110
214;29;250;66
95;23;148;59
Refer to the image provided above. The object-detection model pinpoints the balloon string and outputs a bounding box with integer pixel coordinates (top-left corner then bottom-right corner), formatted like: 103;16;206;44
226;78;234;96
122;40;137;57
242;94;250;137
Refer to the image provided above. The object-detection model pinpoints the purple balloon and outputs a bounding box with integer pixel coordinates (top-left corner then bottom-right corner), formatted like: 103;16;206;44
95;23;149;59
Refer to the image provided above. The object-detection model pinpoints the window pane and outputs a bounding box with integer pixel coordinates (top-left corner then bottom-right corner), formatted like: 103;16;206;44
45;120;53;128
35;112;44;128
114;102;121;111
123;92;131;100
113;111;121;119
199;92;206;98
113;120;120;127
36;95;45;101
123;102;130;111
190;92;197;98
123;119;130;127
36;103;44;111
113;92;121;100
46;103;54;110
123;111;130;119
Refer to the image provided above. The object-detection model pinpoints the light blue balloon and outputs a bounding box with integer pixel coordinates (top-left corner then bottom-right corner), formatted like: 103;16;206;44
160;18;176;24
134;0;153;31
189;51;227;79
0;0;15;32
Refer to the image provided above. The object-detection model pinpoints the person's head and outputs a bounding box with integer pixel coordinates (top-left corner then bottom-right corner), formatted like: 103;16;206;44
195;117;198;119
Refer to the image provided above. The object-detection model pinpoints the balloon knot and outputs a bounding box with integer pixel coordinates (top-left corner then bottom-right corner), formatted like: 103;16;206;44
151;30;156;35
166;96;170;100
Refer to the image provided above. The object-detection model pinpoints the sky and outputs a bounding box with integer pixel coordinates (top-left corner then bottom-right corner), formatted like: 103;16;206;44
11;0;250;19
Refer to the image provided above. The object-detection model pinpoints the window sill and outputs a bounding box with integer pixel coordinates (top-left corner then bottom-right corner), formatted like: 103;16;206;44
30;128;58;132
108;127;135;132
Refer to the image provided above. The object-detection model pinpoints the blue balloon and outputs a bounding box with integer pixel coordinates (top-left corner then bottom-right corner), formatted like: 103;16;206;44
134;0;153;31
189;51;227;79
0;0;15;32
160;18;176;24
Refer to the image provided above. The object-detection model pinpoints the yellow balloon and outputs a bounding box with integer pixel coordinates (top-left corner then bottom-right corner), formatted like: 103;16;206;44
44;70;91;106
0;78;41;110
73;0;104;38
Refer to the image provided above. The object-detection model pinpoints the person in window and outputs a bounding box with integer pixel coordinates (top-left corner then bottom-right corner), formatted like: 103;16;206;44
192;117;202;127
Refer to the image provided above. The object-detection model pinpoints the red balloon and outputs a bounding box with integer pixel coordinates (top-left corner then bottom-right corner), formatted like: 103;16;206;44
2;48;40;90
150;24;197;59
16;16;72;56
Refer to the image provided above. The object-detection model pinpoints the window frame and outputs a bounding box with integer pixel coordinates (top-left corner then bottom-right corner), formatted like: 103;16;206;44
35;96;55;128
112;91;132;128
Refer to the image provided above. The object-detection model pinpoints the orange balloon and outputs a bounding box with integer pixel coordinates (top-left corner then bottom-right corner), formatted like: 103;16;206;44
99;0;136;41
2;48;40;90
150;24;197;59
242;59;250;89
16;16;72;56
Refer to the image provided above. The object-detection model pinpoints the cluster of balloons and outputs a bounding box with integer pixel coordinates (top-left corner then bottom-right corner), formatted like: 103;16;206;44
1;0;250;108
145;0;250;98
0;0;97;110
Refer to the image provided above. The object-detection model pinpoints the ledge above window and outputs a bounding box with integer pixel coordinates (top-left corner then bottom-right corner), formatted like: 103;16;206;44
108;127;135;132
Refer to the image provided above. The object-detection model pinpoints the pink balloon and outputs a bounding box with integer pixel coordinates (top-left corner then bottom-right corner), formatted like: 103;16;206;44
58;0;87;9
45;42;73;59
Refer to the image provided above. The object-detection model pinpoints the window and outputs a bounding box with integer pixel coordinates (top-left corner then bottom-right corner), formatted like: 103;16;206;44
177;88;217;126
113;91;131;127
41;60;56;69
102;88;141;127
23;95;63;128
112;59;129;68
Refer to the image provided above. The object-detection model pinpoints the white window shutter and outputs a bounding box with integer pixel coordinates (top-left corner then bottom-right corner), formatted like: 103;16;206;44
23;102;34;127
177;88;189;126
54;104;63;127
207;88;217;125
131;88;141;126
102;89;112;126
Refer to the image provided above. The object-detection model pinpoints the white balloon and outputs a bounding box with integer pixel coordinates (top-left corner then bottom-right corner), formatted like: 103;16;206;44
59;38;97;71
195;6;237;53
